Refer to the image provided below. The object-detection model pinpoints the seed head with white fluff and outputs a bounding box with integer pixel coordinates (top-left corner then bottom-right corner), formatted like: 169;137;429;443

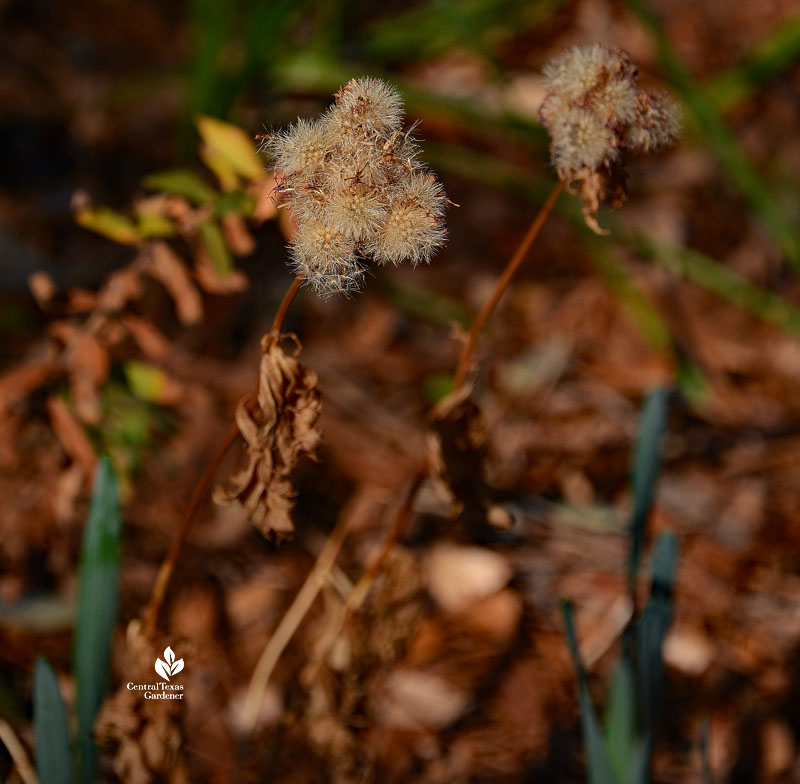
539;44;680;233
263;78;448;296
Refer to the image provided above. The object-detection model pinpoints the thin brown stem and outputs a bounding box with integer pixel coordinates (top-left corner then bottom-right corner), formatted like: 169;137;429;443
144;275;303;636
344;463;429;611
271;276;302;333
143;419;240;636
452;181;564;391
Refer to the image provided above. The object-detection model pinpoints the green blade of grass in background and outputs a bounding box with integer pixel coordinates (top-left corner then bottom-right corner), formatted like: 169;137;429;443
626;231;800;337
34;658;74;784
426;142;800;342
637;531;678;736
627;0;800;273
628;387;669;591
707;14;800;113
604;653;636;784
74;458;122;784
561;600;618;784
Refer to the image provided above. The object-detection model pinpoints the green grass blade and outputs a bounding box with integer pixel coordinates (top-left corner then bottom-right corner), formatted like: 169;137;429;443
637;531;678;734
626;230;800;336
627;0;800;272
34;658;74;784
561;600;618;784
707;15;800;113
605;654;636;784
73;458;122;784
628;387;669;589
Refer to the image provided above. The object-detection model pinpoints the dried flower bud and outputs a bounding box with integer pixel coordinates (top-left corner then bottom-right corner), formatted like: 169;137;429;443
539;44;680;232
263;77;448;296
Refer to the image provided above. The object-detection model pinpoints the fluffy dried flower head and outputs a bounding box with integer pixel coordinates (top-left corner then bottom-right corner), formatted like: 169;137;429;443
539;44;680;232
264;77;448;296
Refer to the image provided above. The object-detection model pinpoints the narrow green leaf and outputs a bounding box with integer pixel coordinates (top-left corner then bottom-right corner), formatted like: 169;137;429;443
707;15;800;113
214;189;255;217
605;655;636;783
143;169;217;205
73;458;122;784
34;658;74;784
637;531;678;734
629;388;669;588
197;219;233;276
561;600;618;784
626;231;800;337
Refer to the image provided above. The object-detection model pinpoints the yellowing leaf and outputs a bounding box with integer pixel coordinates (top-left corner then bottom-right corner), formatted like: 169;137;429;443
124;361;181;404
196;115;264;183
136;211;176;238
76;206;140;246
200;143;240;191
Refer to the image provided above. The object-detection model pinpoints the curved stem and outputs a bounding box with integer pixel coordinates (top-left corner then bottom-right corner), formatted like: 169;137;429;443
143;420;240;636
144;275;303;636
271;276;302;333
452;181;564;391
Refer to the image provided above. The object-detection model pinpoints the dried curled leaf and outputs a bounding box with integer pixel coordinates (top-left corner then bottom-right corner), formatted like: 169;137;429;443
429;383;489;513
428;385;512;532
213;333;322;539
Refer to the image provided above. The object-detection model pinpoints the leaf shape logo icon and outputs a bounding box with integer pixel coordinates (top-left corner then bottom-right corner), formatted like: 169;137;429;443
155;656;171;681
155;646;185;681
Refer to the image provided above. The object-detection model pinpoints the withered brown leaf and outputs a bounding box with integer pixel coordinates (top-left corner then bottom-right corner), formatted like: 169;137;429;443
213;333;322;539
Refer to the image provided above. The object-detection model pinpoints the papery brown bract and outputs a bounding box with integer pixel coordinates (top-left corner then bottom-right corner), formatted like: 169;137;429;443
213;333;322;539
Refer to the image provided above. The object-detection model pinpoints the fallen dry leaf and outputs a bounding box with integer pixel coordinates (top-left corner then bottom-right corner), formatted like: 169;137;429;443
46;394;96;478
146;242;203;326
221;214;255;256
0;361;59;412
425;542;512;613
67;331;109;424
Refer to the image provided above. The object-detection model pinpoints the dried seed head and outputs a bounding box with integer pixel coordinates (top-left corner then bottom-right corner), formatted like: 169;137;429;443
539;44;680;232
332;76;405;134
263;118;332;181
626;89;681;152
366;172;447;265
266;77;448;295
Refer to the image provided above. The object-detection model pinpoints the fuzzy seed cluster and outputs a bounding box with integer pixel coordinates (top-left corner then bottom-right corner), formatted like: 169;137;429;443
265;78;448;296
539;44;680;231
